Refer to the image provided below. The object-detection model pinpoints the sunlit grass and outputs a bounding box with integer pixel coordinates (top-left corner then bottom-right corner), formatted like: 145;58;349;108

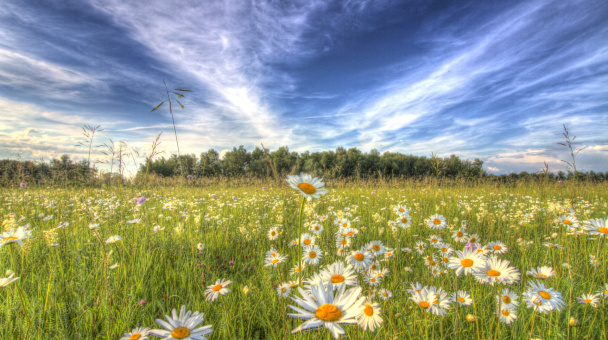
0;179;606;339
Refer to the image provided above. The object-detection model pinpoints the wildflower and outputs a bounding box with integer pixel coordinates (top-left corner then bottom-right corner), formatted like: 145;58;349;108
139;299;147;306
378;288;392;300
448;248;486;276
356;298;383;332
577;293;600;306
267;227;280;241
597;283;608;298
300;233;316;246
0;226;34;248
452;290;472;306
496;288;519;311
264;252;288;268
346;248;373;271
410;289;438;314
524;280;565;313
0;272;19;288
288;282;365;339
367;240;386;257
242;286;250;296
474;256;520;285
153;225;164;232
584;218;608;238
568;317;580;327
19;182;26;188
277;283;291;298
487;241;508;254
452;229;468;243
286;173;329;199
302;245;323;265
556;214;580;228
309;223;323;235
466;314;477;322
120;327;151;340
526;266;555;279
320;261;357;290
396;214;412;229
197;243;205;251
204;279;232;302
497;307;517;325
109;263;119;270
137;196;146;205
427;214;447;230
105;235;122;244
151;305;213;339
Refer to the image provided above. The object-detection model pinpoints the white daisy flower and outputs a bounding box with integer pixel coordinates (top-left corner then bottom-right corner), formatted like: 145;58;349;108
150;305;213;340
204;279;232;302
286;173;329;199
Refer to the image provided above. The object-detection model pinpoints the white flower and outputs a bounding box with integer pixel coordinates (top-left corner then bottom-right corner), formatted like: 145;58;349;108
286;173;329;199
105;235;122;244
150;305;213;340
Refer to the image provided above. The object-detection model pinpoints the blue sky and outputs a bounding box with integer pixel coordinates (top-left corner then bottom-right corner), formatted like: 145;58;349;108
1;0;607;176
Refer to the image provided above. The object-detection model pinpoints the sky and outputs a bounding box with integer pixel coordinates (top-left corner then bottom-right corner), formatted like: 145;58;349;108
0;0;607;177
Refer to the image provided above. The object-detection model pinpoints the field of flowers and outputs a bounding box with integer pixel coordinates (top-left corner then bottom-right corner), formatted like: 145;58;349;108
1;176;607;339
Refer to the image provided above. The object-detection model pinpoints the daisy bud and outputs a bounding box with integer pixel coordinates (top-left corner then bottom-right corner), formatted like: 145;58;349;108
243;286;250;296
466;314;477;323
568;317;580;327
394;313;401;318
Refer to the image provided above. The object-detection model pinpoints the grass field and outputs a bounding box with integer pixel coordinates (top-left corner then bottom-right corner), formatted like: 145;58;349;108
1;178;607;339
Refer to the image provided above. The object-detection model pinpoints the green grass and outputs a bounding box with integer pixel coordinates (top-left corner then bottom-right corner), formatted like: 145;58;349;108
0;180;606;339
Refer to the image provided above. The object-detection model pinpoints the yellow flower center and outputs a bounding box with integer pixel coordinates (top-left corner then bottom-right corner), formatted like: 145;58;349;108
343;223;348;228
270;231;276;236
371;264;377;270
331;274;344;283
431;239;437;243
297;183;317;194
271;259;279;264
315;304;342;321
443;257;449;263
212;284;223;292
502;296;511;304
441;248;448;252
364;304;374;316
314;226;319;230
2;236;18;243
584;299;591;303
281;288;287;293
502;309;510;316
470;238;476;243
537;274;546;278
493;245;501;250
461;259;474;267
539;291;551;299
347;231;355;236
433;219;441;225
598;227;608;234
304;239;311;245
382;292;388;296
398;208;405;213
129;334;141;340
401;218;408;224
419;301;430;309
563;220;572;225
430;261;436;266
341;239;348;245
456;232;463;237
309;252;317;258
171;327;190;339
458;297;465;303
354;253;364;261
487;270;501;277
372;245;380;251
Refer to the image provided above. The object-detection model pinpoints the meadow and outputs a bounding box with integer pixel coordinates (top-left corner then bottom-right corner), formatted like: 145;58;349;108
0;177;607;339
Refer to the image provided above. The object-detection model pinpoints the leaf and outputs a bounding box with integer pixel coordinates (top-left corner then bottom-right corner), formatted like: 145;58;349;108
151;102;165;112
176;99;184;109
172;92;184;98
174;89;192;92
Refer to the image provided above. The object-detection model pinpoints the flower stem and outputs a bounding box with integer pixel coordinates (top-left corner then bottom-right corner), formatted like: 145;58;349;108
297;197;306;288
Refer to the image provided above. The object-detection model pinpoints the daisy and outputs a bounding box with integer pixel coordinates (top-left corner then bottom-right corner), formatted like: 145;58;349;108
467;234;480;244
105;235;122;244
286;173;329;199
0;226;34;247
577;293;600;306
196;243;205;251
474;256;521;285
496;288;519;311
452;229;468;243
289;239;300;247
415;241;426;254
448;248;486;277
584;218;608;238
487;241;508;254
319;261;357;290
364;274;382;287
556;214;581;228
524;280;565;313
302;245;323;265
335;236;352;249
300;233;316;246
452;290;472;306
264;253;288;268
407;282;426;295
428;287;452;316
526;266;555;280
204;279;232;302
393;205;409;216
366;240;385;257
497;307;517;325
346;248;373;271
356;298;383;332
382;248;396;261
151;305;213;340
289;264;305;276
396;214;413;229
267;227;280;241
310;223;324;235
428;235;443;245
378;288;392;300
120;326;152;340
277;283;292;298
288;282;365;339
153;225;165;232
427;214;447;230
436;244;454;256
0;272;20;288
